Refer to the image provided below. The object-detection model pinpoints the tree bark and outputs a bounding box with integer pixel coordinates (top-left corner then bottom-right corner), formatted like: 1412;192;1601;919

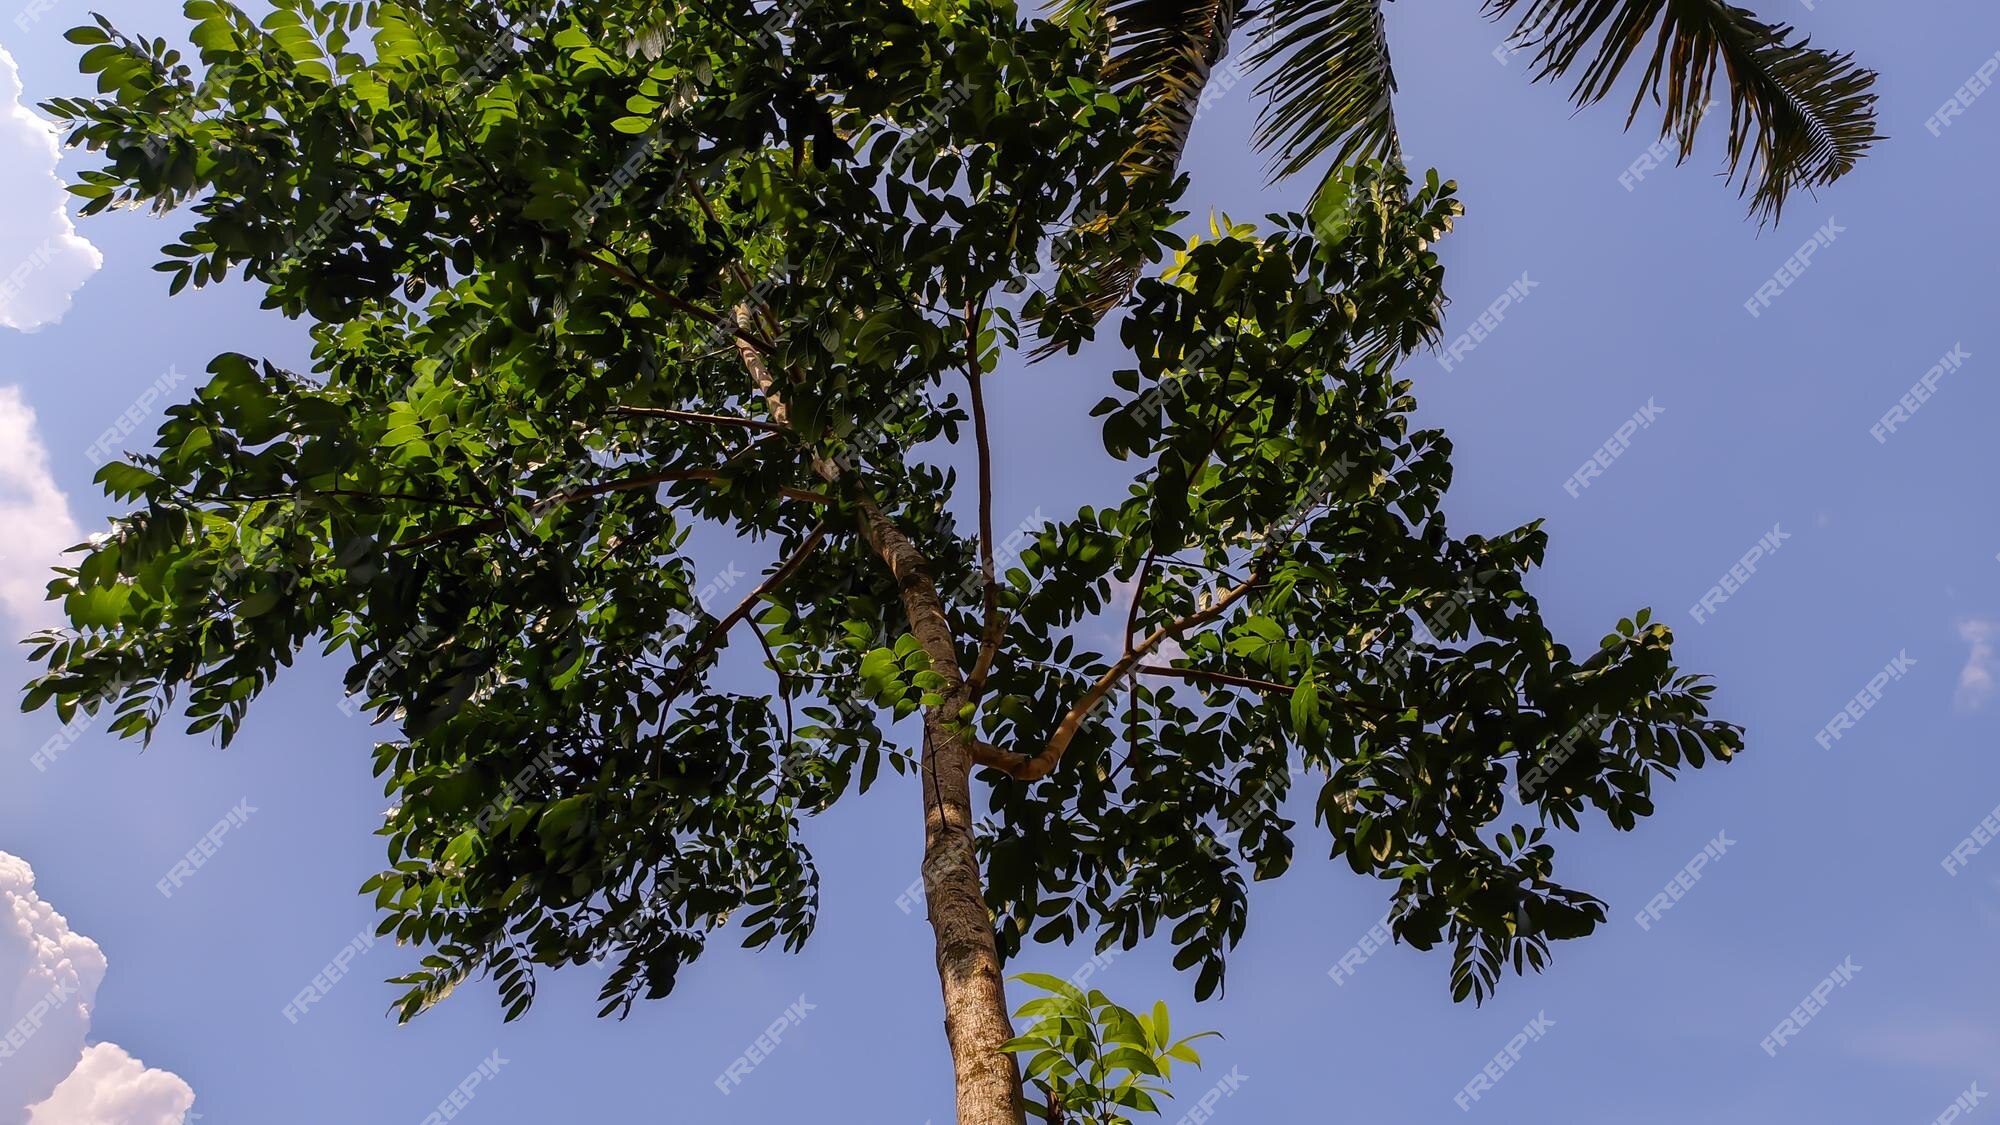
857;497;1025;1125
921;701;1026;1124
726;295;1023;1121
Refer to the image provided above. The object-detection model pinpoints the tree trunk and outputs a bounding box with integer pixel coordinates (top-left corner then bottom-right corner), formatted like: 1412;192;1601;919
921;700;1026;1124
732;299;1022;1119
854;496;1024;1123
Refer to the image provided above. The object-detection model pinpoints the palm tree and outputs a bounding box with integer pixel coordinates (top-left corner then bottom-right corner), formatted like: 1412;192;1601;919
1050;0;1879;324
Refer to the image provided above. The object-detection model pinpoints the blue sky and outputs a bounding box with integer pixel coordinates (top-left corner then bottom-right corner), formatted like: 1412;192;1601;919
1;2;1997;1122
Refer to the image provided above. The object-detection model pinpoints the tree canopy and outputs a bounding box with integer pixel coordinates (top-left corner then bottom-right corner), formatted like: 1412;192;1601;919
25;0;1741;1117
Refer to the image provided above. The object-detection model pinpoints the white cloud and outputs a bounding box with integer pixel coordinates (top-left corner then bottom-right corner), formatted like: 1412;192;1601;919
0;853;193;1125
0;852;105;1122
0;387;79;632
26;1045;193;1125
0;41;102;332
1956;618;1996;712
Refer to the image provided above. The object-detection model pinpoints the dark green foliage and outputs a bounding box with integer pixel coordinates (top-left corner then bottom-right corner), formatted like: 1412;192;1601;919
25;0;1738;1026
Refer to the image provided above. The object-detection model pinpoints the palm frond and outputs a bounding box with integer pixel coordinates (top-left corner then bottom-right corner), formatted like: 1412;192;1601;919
1074;0;1249;180
1245;0;1401;202
1484;0;1879;221
1032;0;1248;342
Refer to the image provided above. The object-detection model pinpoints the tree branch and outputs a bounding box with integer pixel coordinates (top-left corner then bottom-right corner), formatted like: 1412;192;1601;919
1135;663;1294;695
981;563;1269;782
662;520;831;706
685;177;782;339
585;253;780;357
962;301;1005;699
746;613;796;756
608;406;788;434
1124;401;1249;658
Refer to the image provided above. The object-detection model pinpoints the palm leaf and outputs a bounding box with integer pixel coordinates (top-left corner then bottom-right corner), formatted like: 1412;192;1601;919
1484;0;1879;220
1031;0;1249;346
1244;0;1401;212
1069;0;1250;181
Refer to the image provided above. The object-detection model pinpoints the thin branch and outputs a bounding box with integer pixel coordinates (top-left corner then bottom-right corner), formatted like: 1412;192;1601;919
662;520;831;706
685;176;782;340
963;300;1005;699
1134;663;1295;695
1152;554;1245;579
1123;543;1159;659
746;614;796;757
585;253;781;357
608;406;788;434
971;739;1029;773
984;562;1272;782
1124;402;1247;658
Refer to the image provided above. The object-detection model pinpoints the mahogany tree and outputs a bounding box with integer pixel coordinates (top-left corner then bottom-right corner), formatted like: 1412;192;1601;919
26;0;1739;1119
